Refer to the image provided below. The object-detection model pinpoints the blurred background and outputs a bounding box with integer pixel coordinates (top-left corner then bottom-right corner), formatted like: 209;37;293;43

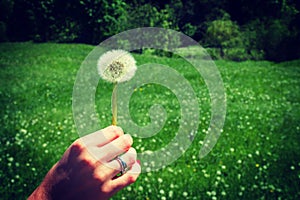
0;0;300;199
1;0;300;61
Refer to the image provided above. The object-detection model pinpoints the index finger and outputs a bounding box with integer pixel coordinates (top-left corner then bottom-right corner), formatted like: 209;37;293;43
80;126;124;147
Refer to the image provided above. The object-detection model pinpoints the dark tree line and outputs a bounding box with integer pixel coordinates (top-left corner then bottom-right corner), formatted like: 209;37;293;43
1;0;300;61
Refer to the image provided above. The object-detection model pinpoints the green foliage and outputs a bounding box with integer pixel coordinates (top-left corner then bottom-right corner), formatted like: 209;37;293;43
0;21;7;42
205;18;243;57
206;48;222;60
1;0;300;61
263;19;291;61
0;0;14;41
204;13;251;61
241;20;264;54
99;0;129;38
126;4;181;57
127;4;159;27
1;43;300;199
181;23;197;37
223;48;249;61
249;49;265;61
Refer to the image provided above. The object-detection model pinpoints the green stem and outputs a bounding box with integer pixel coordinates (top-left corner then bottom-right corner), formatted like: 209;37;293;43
112;83;117;125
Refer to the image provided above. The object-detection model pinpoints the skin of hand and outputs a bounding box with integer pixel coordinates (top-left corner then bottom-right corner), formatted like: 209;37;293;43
28;126;141;200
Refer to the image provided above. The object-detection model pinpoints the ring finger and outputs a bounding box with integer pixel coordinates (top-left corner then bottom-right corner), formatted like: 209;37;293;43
105;147;137;178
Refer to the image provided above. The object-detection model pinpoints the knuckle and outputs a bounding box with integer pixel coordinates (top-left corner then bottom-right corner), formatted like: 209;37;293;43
121;134;133;149
127;148;137;165
127;174;138;184
93;171;106;183
128;157;136;166
110;125;124;137
128;147;137;156
101;183;114;196
78;149;92;162
67;140;86;156
72;139;84;149
90;148;106;162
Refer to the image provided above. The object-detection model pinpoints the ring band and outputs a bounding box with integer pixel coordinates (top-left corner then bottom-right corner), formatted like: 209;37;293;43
115;156;128;175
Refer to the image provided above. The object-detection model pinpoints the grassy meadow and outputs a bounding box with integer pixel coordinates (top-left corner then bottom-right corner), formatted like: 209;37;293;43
0;42;300;199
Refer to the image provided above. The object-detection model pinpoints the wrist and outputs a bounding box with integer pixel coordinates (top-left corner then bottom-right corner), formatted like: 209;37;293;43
28;183;50;200
28;164;57;200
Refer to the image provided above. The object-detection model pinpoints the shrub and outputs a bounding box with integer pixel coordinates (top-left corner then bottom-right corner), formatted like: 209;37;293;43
249;49;265;60
223;48;249;61
206;48;222;60
263;19;291;61
205;18;243;58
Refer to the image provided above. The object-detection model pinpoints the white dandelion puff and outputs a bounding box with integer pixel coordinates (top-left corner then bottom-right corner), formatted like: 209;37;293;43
97;49;137;83
97;49;137;125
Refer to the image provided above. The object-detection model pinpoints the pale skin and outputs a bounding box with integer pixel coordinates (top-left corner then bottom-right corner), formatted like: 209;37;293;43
28;126;141;200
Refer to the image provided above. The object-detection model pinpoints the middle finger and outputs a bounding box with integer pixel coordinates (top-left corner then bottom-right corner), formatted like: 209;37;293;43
92;134;133;162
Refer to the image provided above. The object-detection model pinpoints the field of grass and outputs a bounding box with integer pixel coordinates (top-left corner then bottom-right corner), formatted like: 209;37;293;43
0;42;300;199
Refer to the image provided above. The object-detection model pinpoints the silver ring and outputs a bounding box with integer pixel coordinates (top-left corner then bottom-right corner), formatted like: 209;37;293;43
115;156;128;175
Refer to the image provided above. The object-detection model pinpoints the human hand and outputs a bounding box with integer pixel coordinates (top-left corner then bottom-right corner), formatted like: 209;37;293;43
28;126;141;200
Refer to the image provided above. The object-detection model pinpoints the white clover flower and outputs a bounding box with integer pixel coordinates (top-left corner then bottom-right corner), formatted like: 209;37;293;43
97;49;137;83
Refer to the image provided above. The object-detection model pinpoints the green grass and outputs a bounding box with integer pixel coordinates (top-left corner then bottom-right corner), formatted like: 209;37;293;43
0;42;300;199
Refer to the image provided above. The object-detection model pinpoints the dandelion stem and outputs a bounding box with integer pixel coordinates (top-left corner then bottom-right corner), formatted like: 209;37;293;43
112;83;118;125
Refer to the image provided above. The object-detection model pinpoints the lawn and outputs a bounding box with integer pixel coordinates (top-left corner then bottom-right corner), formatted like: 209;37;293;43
0;42;299;199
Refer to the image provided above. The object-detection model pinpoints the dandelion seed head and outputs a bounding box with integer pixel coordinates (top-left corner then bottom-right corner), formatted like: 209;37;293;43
97;49;137;83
